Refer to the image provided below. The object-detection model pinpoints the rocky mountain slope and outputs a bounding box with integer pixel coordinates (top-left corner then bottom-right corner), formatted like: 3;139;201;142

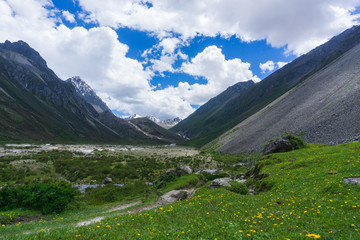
214;38;360;153
0;40;182;144
172;80;255;143
172;25;360;147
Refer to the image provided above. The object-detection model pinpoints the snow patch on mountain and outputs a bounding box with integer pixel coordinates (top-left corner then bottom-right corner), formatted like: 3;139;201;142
66;76;110;113
120;114;182;128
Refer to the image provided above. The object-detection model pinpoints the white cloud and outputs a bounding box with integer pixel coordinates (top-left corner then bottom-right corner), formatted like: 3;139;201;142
260;60;289;73
100;46;260;119
62;10;76;23
77;0;360;55
159;38;181;54
180;46;260;105
259;60;276;73
277;61;288;68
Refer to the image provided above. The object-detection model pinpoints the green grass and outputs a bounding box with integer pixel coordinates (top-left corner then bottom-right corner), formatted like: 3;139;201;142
1;142;360;239
161;174;204;194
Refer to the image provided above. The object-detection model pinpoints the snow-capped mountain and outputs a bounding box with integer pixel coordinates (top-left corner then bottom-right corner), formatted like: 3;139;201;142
122;114;143;120
66;76;110;113
147;116;182;128
121;114;182;129
161;117;182;127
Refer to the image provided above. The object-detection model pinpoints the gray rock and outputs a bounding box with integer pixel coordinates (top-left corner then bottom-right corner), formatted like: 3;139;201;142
165;168;176;174
195;169;221;174
235;179;247;184
177;165;193;174
209;178;232;188
104;177;113;184
262;137;293;155
158;190;188;204
343;177;360;185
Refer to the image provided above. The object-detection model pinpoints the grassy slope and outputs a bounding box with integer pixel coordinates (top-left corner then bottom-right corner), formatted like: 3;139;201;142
1;142;359;239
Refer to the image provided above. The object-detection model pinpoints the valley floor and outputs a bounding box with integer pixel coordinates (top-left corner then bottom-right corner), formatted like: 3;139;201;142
0;142;359;239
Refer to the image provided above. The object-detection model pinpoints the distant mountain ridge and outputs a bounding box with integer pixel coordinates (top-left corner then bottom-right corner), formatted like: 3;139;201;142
122;114;182;129
172;25;360;147
0;40;183;144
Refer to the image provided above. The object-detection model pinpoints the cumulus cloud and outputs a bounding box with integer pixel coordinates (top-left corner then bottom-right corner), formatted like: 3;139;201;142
104;46;260;118
259;61;276;73
260;60;289;73
77;0;360;55
62;10;76;23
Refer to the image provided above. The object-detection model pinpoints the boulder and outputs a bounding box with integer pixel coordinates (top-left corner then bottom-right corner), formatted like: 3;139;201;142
177;165;193;174
158;190;188;204
104;177;113;184
209;178;232;188
262;137;293;155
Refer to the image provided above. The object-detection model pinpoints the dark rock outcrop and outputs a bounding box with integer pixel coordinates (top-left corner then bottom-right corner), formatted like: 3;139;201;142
262;138;293;155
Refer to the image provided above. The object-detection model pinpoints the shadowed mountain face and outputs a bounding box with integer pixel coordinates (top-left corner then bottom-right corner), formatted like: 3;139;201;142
216;41;360;153
172;25;360;147
0;40;183;144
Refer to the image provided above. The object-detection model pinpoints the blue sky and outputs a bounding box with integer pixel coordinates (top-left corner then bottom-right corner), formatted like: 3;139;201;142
1;0;359;119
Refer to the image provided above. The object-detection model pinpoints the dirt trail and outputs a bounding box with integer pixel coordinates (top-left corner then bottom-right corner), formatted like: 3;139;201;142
76;200;142;227
76;188;199;227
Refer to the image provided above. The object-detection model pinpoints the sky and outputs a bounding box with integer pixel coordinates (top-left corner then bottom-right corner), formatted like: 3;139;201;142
0;0;360;120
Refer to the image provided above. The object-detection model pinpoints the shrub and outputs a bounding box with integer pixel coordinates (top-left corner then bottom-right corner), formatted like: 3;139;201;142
153;173;177;189
255;179;275;192
227;181;249;195
283;133;306;150
0;181;76;214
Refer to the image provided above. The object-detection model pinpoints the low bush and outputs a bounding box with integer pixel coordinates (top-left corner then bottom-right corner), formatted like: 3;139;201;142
226;181;249;195
255;178;275;192
283;133;306;150
0;181;76;214
153;173;177;189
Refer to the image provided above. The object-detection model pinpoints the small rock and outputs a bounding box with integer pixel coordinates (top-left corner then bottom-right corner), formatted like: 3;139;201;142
328;171;338;175
209;178;231;188
343;177;360;185
104;177;112;184
235;179;246;184
177;165;193;174
165;168;176;174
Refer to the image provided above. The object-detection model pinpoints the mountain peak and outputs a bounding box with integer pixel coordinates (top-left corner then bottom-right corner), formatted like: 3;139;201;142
66;76;110;113
0;40;48;69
